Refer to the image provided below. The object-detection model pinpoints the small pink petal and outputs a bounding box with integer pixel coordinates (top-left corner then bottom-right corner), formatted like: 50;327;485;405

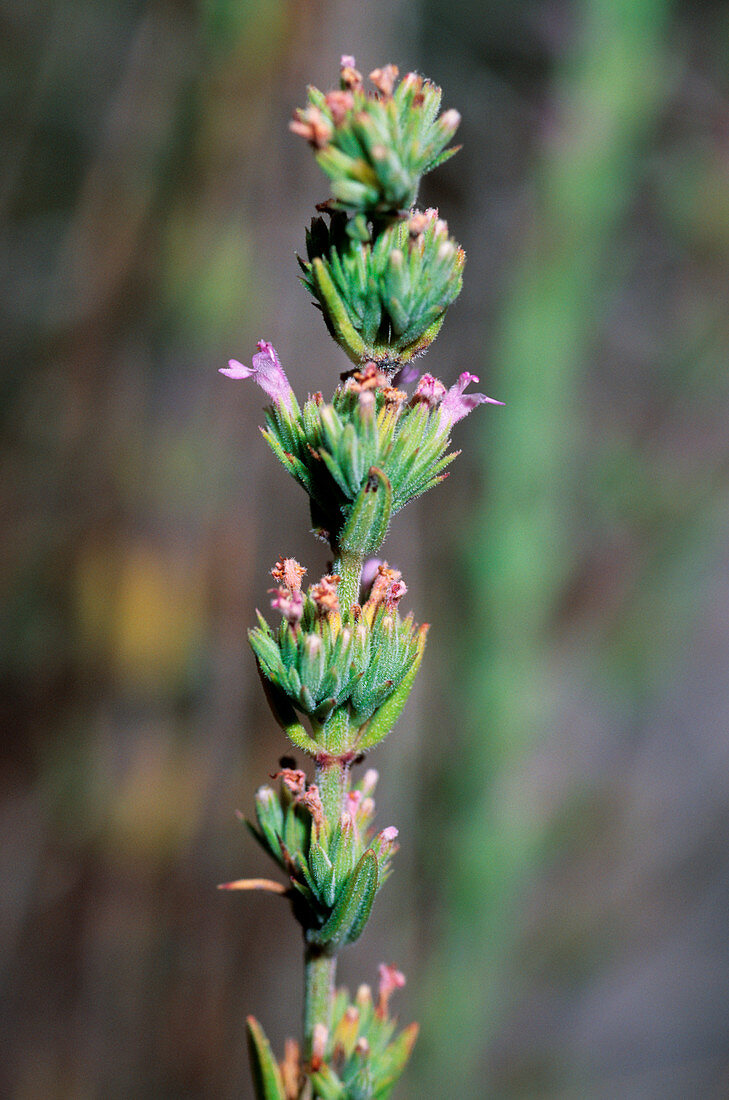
219;358;255;380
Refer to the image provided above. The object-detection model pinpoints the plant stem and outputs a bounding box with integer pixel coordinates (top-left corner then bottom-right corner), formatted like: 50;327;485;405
302;551;361;1059
315;754;350;823
305;759;350;1058
304;945;336;1058
334;548;363;612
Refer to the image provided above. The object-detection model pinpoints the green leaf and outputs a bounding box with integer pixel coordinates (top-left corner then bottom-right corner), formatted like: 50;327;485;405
312;258;368;363
355;626;428;750
309;1063;347;1099
246;1016;286;1100
339;466;392;557
309;841;336;904
308;850;379;950
256;671;323;755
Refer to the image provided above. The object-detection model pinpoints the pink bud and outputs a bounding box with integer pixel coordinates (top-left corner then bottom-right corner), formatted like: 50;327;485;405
377;963;406;1016
270;587;304;626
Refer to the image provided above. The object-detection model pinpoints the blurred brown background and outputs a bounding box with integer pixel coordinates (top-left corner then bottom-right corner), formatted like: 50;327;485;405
3;0;729;1096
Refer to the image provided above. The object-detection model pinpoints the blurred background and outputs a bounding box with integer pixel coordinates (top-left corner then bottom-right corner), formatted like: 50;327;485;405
3;0;729;1096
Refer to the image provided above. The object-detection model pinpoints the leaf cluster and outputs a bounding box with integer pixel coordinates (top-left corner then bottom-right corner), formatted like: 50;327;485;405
247;774;397;948
247;983;417;1100
298;71;460;216
300;210;464;366
261;384;458;554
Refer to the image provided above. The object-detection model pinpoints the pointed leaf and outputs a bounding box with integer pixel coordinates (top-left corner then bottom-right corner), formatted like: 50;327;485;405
256;669;322;755
308;850;379;950
355;626;428;750
339;466;392;557
246;1016;286;1100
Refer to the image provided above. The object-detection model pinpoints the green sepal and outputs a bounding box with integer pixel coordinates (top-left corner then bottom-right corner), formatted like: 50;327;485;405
355;625;428;750
374;1022;420;1097
283;800;307;860
294;851;321;900
309;840;336;906
426;142;462;172
312;257;367;365
246;1016;286;1100
339;466;392;557
260;425;311;491
307;850;378;950
329;813;356;893
253;787;285;860
309;1063;346;1099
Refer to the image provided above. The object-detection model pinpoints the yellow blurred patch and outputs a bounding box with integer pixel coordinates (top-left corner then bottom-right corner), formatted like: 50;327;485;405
76;540;207;694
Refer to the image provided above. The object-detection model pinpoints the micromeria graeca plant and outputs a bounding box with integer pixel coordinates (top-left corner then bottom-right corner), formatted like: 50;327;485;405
219;57;501;1100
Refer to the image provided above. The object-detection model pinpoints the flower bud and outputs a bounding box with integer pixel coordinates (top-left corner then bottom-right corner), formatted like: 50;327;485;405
271;556;306;592
361;768;379;796
311;1022;328;1071
377;963;406;1016
369;64;398;98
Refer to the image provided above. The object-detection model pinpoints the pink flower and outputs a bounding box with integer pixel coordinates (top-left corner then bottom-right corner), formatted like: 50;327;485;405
219;341;296;413
270;587;304;626
410;373;446;410
377;963;406;1016
439;371;503;430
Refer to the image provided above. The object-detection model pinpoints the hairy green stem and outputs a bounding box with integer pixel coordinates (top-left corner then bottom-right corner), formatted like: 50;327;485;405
303;549;360;1059
334;548;363;612
315;755;351;824
304;945;336;1058
305;753;351;1058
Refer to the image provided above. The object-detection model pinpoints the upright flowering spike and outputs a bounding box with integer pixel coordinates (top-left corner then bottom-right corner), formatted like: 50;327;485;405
220;340;297;414
439;371;504;431
222;60;485;1100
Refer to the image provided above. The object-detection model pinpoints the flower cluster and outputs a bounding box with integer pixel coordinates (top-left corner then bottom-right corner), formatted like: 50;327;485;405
221;352;501;554
250;558;426;756
290;57;461;216
300;208;465;367
243;767;398;950
247;967;417;1100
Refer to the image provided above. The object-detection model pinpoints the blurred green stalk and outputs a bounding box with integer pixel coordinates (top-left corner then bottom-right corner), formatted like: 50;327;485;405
414;1;673;1095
